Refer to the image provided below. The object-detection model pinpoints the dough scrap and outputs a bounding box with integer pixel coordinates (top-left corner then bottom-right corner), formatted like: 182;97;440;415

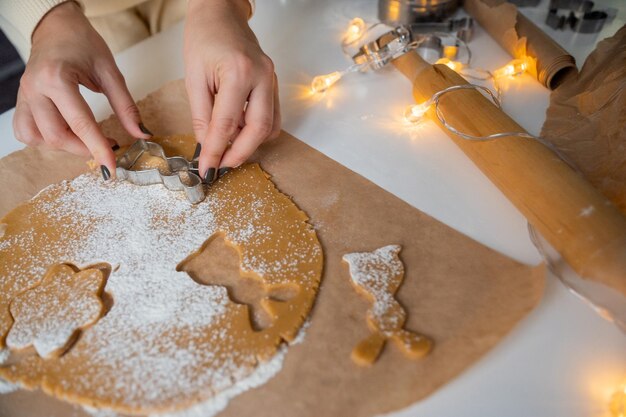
132;152;172;175
343;245;432;366
6;263;107;359
0;135;323;414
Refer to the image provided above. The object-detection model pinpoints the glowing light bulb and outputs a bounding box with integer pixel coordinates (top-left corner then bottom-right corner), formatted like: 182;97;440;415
404;101;431;124
493;58;529;78
436;58;464;72
443;45;458;60
610;384;626;417
311;71;342;94
344;17;365;44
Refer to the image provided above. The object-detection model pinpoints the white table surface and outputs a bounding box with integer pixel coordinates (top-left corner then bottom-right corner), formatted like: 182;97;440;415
0;0;625;416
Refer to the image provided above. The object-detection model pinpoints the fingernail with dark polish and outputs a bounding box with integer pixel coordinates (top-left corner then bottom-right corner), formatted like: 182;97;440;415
139;123;153;136
192;143;202;160
101;165;111;181
203;168;216;184
111;144;120;151
217;167;231;178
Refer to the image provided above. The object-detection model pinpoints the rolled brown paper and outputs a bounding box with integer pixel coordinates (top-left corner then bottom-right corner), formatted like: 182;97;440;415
393;50;626;296
463;0;578;89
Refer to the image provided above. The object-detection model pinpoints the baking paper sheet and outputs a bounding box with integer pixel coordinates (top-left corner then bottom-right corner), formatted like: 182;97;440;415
464;0;578;89
541;26;626;215
0;80;544;417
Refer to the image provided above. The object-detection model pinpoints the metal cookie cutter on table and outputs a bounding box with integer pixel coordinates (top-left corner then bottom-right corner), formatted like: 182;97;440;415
351;23;471;71
352;26;413;70
546;0;616;33
115;139;205;204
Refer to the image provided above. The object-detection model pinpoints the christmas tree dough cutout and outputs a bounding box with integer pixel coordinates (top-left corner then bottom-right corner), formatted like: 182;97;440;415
343;245;432;366
6;263;108;359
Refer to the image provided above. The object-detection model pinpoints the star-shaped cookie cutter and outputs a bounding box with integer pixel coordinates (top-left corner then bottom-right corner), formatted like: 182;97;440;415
115;139;205;204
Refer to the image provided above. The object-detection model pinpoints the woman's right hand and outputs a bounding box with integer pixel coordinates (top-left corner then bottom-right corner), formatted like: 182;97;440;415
13;1;151;177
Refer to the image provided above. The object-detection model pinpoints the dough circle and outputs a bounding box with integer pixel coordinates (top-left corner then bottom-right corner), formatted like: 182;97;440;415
0;135;323;414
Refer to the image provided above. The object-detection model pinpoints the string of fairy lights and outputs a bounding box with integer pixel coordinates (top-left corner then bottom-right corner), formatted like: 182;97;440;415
309;20;577;168
310;17;532;127
308;17;572;153
305;18;588;180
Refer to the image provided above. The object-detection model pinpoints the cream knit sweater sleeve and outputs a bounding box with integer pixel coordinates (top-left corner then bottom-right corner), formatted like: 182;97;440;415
0;0;72;60
0;0;256;61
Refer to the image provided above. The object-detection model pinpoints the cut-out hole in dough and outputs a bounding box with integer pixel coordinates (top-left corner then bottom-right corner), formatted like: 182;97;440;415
268;284;300;302
83;263;114;318
177;233;298;331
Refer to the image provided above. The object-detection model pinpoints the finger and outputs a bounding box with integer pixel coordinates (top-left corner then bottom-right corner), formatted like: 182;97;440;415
13;95;44;147
31;96;90;156
99;65;152;139
186;73;214;144
198;78;250;182
219;77;274;170
50;86;116;174
107;138;119;148
269;73;281;140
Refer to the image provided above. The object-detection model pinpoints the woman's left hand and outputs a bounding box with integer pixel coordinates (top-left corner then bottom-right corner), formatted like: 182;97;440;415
184;0;280;183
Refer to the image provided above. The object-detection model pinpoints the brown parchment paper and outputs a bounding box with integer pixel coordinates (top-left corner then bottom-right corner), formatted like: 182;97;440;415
0;80;544;417
541;26;626;215
464;0;577;89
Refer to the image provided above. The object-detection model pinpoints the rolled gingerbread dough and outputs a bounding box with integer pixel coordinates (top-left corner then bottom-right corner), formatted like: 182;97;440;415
0;135;323;415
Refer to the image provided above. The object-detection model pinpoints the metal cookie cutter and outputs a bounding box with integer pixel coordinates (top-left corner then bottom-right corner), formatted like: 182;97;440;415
409;17;474;42
351;23;470;71
378;0;460;26
546;0;616;33
115;139;205;204
352;25;413;70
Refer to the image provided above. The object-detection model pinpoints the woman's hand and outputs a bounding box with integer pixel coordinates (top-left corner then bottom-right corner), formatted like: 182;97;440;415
184;0;280;183
14;1;151;177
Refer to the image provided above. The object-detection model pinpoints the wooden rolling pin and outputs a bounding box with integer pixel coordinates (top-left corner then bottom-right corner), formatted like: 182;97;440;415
393;51;626;296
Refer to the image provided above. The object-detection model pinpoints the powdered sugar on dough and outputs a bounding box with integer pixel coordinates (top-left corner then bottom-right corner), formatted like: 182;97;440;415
0;348;17;394
0;377;19;394
0;350;18;395
7;265;106;358
343;245;431;365
166;346;288;417
158;322;309;417
83;407;119;417
0;162;322;414
344;245;404;288
81;322;310;417
343;245;404;328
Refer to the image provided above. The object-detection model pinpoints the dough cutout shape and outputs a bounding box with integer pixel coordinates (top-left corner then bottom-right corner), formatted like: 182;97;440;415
343;245;432;366
0;134;323;415
177;232;299;331
7;263;108;359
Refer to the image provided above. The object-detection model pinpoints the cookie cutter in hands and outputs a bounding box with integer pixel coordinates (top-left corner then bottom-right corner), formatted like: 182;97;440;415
115;139;205;204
